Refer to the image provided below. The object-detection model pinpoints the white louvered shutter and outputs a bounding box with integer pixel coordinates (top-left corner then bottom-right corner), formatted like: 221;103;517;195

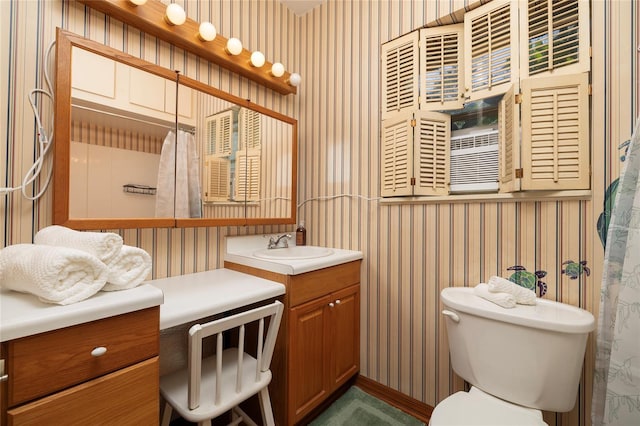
464;0;518;102
499;84;520;193
206;110;232;156
414;111;451;196
239;108;262;150
420;25;464;111
521;0;590;78
381;32;419;120
381;112;414;197
520;73;590;190
203;156;230;201
235;152;261;202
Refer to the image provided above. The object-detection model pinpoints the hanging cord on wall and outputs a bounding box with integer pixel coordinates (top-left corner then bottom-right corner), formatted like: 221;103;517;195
0;40;56;200
297;194;381;210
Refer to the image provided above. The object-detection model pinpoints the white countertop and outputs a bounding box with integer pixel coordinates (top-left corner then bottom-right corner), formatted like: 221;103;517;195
0;284;164;342
149;269;286;330
224;235;363;275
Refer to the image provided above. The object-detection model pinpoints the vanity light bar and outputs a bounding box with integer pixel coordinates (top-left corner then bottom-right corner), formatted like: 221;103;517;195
77;0;297;95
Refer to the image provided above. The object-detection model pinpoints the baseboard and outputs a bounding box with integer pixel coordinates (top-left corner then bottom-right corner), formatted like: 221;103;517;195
355;375;432;424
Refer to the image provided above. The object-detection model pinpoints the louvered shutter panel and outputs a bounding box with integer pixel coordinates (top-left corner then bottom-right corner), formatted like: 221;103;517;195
419;25;464;111
218;111;232;154
239;108;262;150
464;0;518;101
381;32;419;120
499;84;520;193
235;152;261;201
206;110;233;155
520;73;589;190
206;117;217;155
381;112;414;197
414;111;451;196
203;156;230;201
521;0;590;78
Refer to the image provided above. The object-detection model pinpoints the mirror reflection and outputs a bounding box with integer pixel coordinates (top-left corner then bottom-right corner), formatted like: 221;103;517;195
192;93;293;221
70;46;185;220
56;30;296;229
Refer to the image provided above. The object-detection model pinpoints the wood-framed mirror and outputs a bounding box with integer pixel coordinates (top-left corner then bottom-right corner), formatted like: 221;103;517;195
54;28;297;230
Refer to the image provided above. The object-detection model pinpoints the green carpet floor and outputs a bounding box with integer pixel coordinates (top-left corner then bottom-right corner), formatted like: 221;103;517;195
308;386;426;426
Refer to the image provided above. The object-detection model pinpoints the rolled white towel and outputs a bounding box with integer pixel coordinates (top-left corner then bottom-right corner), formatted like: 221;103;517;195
488;275;537;305
473;283;516;308
0;244;108;305
35;225;123;263
102;245;152;291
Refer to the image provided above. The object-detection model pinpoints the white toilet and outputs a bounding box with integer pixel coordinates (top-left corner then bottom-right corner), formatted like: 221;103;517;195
430;286;596;425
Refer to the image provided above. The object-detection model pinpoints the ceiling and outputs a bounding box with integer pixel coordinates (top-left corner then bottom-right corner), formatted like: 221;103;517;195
279;0;325;16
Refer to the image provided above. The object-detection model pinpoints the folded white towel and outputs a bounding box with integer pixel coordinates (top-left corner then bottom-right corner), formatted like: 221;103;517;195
488;275;537;305
0;244;108;305
474;283;516;308
35;225;123;263
102;245;152;291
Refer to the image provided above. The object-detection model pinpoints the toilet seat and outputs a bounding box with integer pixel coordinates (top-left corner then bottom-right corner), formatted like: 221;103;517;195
429;387;547;426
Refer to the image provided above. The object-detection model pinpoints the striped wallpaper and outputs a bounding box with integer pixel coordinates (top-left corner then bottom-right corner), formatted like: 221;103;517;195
2;1;639;425
71;120;165;153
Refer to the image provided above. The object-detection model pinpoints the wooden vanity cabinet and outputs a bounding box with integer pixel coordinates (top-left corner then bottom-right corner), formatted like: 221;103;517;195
0;307;160;426
289;283;360;423
225;259;361;425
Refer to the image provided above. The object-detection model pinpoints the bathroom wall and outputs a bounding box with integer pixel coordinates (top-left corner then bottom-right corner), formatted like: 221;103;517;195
2;1;639;426
293;2;638;426
69;142;161;218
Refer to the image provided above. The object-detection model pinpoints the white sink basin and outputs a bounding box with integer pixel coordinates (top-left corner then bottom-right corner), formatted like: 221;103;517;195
253;246;334;260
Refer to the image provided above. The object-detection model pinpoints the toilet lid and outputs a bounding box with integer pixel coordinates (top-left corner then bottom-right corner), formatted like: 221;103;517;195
429;388;547;426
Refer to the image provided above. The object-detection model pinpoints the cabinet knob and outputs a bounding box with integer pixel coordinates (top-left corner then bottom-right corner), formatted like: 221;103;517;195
328;302;335;308
0;359;7;382
91;346;108;357
335;299;341;305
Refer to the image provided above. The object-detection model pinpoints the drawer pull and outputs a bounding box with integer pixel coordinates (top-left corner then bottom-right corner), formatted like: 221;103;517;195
0;359;6;381
91;346;108;357
328;302;335;308
335;299;341;305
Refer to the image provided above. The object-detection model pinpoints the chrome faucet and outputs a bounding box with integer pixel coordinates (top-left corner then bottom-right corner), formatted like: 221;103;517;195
268;234;291;249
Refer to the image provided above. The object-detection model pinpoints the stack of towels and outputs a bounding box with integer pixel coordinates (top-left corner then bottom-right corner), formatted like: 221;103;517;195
0;225;152;305
473;276;537;308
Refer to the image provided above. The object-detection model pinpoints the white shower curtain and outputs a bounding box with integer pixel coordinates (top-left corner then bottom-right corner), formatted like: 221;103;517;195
592;118;640;425
155;129;202;218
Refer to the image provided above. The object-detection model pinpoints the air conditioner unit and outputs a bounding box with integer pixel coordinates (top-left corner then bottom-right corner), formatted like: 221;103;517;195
450;128;499;193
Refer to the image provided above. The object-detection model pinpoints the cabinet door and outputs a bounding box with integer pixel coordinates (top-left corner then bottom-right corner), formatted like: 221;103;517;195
288;294;332;423
328;284;360;390
129;67;166;114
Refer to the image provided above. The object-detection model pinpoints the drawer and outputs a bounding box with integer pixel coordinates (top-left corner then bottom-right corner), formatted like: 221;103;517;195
6;307;159;407
7;357;159;425
288;261;361;307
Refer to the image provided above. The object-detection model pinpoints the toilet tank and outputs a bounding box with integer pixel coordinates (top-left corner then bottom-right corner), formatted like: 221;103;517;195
440;287;595;412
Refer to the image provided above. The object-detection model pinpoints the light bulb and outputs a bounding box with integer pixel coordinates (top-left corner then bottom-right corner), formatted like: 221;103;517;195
129;0;147;5
271;62;285;77
288;72;301;87
226;38;243;55
165;3;186;26
250;51;265;67
198;22;217;41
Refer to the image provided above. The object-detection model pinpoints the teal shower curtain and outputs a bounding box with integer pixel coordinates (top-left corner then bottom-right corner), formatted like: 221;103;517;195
592;118;640;425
